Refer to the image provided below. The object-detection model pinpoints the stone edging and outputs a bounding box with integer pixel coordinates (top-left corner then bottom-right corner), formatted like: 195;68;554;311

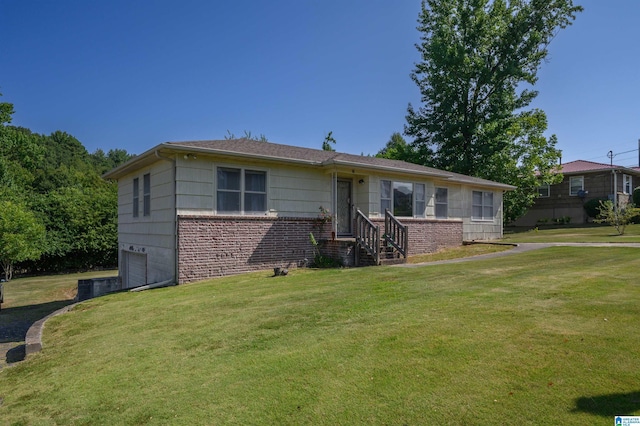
25;303;78;357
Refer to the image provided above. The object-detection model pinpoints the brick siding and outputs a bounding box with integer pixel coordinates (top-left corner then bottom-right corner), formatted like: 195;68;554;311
177;216;462;283
178;216;331;283
371;218;463;256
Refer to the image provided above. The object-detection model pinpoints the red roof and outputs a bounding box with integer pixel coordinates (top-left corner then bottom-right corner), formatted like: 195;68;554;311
559;160;639;174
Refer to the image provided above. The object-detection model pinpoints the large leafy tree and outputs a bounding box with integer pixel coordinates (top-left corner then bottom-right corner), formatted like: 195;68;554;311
0;201;46;281
405;0;581;223
0;93;131;274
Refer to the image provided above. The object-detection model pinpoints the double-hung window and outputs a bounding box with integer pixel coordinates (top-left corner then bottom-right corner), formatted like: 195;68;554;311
569;176;584;196
472;190;493;221
538;184;550;198
143;173;151;217
380;180;425;217
380;180;392;213
217;167;266;214
435;187;448;218
623;174;632;194
415;183;426;217
132;177;140;218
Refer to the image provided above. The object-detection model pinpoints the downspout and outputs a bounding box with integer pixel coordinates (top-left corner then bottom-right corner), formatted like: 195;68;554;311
613;170;618;211
129;279;175;292
155;150;178;284
332;171;338;236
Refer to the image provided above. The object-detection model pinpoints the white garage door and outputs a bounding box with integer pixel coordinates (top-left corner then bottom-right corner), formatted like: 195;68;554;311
123;251;147;289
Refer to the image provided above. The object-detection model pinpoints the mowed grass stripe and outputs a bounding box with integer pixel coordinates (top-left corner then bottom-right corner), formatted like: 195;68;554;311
0;247;638;425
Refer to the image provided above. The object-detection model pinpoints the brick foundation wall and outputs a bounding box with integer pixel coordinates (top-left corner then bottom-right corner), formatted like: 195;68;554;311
177;216;462;283
371;218;463;256
178;216;331;283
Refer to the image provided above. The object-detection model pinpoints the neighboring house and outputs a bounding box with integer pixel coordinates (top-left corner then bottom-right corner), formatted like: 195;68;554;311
514;160;640;226
104;139;514;286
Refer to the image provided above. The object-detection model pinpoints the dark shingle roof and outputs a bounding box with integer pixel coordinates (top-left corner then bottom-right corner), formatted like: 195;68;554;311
105;139;515;190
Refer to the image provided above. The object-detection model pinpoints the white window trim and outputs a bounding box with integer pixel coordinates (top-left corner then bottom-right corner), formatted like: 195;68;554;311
471;190;494;222
623;174;632;195
538;183;550;198
380;179;426;218
215;166;268;215
569;176;584;196
435;187;448;219
415;183;426;218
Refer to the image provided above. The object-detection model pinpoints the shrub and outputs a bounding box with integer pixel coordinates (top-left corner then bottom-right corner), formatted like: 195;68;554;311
583;197;608;218
595;200;640;235
633;187;640;207
308;232;342;268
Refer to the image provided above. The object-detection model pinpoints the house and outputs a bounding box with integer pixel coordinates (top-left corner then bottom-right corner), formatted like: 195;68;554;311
514;160;640;226
103;139;514;286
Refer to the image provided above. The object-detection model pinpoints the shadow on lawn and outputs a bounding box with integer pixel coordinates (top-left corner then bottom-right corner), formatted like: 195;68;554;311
573;391;640;417
0;300;75;365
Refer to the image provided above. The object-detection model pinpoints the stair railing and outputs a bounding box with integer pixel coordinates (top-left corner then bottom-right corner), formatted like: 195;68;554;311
384;209;408;259
355;209;380;265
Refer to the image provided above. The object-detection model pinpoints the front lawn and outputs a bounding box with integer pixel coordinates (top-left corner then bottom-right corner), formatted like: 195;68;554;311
0;249;638;424
503;223;640;243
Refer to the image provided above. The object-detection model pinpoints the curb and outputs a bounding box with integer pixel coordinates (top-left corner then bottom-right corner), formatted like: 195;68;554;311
25;303;78;357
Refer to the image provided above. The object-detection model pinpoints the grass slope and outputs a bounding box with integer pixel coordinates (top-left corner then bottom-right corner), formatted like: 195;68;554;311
504;223;640;243
0;270;117;368
0;249;638;424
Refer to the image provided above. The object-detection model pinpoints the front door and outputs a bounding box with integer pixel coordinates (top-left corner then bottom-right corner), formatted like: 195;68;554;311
337;180;352;236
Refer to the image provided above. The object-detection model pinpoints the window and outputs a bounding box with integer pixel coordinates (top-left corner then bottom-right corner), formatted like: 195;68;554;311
472;190;493;221
244;170;267;212
537;184;550;198
132;178;139;218
217;167;266;214
623;174;632;194
569;176;584;196
435;187;448;218
380;180;392;213
143;173;151;217
415;183;426;217
380;180;425;217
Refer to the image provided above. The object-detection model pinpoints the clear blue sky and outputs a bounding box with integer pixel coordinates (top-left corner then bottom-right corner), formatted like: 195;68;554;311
1;1;639;166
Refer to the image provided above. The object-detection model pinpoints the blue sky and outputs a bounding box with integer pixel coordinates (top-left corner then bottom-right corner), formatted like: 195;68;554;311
1;1;639;166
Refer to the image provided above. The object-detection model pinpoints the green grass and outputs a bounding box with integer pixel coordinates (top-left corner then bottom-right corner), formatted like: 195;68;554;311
503;223;640;243
1;249;639;424
408;243;513;263
0;270;117;368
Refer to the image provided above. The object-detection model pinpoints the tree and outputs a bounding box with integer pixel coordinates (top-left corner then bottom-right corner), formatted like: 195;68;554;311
91;148;134;174
0;201;46;281
224;130;268;142
376;132;415;162
405;0;581;223
595;200;640;236
322;131;336;151
0;92;14;126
